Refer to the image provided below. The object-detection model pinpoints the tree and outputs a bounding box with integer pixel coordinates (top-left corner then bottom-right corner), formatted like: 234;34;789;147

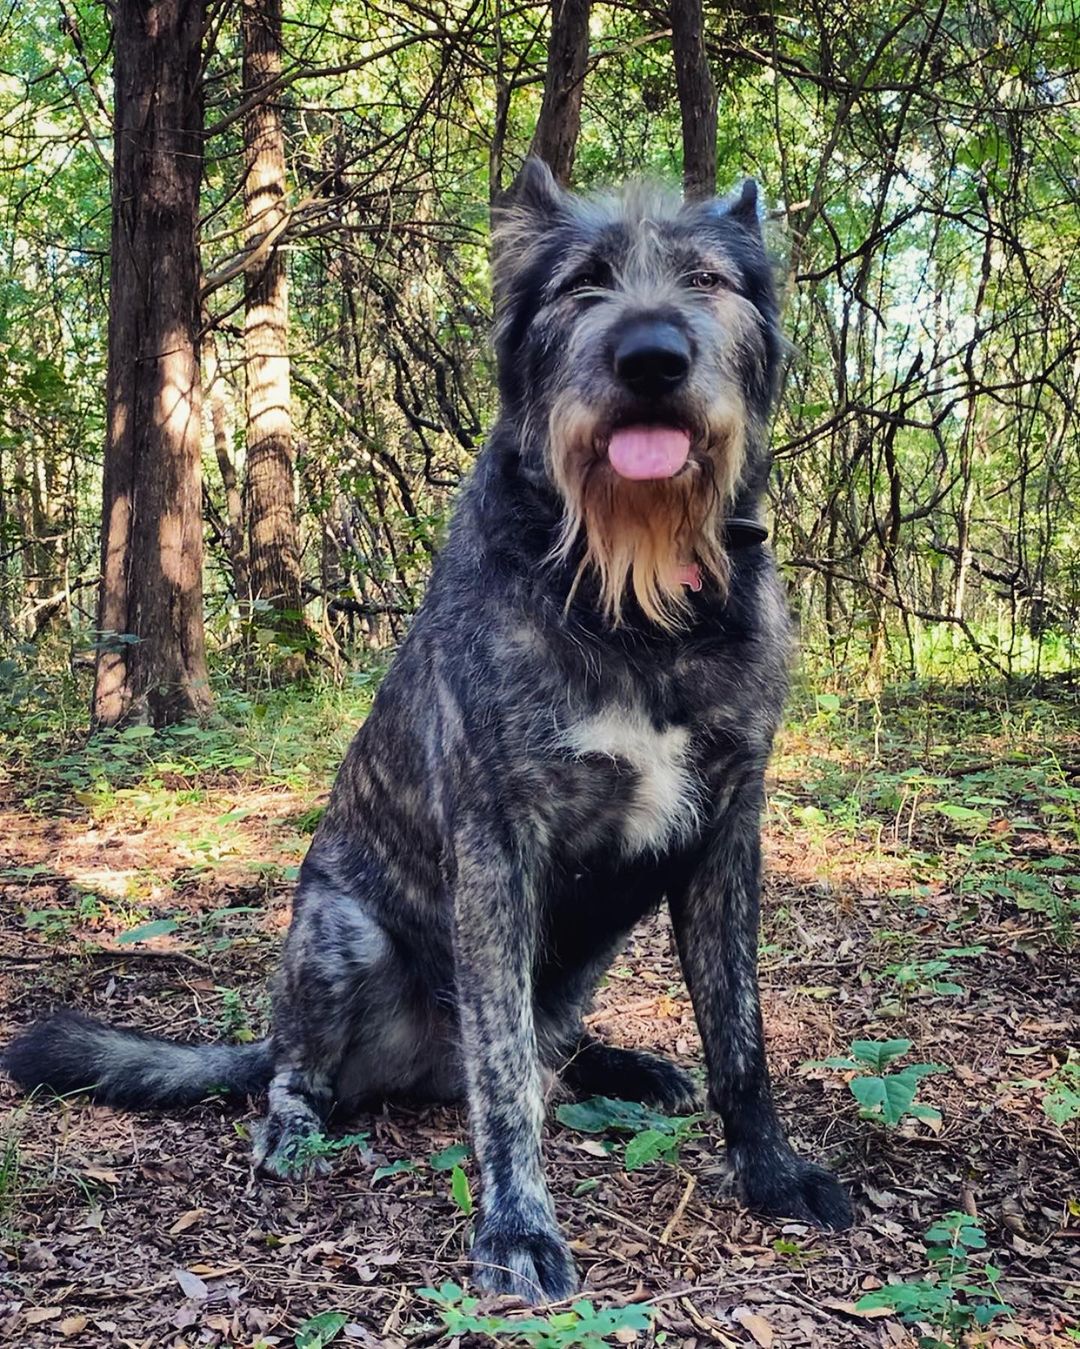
670;0;718;199
242;0;304;647
529;0;592;184
92;0;211;727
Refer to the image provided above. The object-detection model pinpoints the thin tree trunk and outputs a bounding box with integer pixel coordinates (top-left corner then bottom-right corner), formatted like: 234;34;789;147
93;0;211;728
204;330;249;610
670;0;718;200
529;0;591;184
242;0;304;643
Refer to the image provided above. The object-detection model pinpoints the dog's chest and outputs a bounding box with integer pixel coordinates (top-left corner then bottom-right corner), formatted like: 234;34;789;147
555;706;701;857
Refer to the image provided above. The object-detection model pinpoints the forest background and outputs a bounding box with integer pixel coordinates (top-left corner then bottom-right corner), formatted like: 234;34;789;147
1;0;1077;715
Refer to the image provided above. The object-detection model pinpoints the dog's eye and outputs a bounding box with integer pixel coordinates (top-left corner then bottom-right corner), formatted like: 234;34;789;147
686;270;727;292
561;264;609;297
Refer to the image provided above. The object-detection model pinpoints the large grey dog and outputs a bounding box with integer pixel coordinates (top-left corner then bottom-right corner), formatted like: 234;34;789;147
6;160;853;1301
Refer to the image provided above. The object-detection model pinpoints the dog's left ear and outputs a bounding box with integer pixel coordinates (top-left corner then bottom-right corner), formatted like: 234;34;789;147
724;178;762;236
505;157;566;223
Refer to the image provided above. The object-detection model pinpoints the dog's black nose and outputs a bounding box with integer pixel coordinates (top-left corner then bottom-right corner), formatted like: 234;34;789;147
613;321;691;397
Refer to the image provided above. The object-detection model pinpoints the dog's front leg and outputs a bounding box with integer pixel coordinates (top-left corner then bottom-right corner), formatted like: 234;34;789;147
453;821;577;1302
670;778;853;1231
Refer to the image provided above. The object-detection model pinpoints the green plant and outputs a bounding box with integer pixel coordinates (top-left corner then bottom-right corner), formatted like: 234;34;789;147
419;1281;653;1348
821;1040;946;1128
856;1212;1013;1348
215;986;255;1042
280;1130;369;1175
0;1111;23;1239
1042;1056;1080;1126
555;1096;703;1169
294;1310;347;1348
881;945;985;998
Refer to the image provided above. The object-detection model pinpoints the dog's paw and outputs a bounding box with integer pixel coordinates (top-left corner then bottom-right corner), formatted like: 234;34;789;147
736;1147;853;1231
629;1055;703;1114
470;1220;579;1302
250;1116;332;1181
565;1044;702;1114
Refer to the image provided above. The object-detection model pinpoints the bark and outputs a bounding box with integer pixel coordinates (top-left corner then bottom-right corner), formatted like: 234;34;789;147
528;0;591;184
242;0;304;639
93;0;211;728
670;0;718;200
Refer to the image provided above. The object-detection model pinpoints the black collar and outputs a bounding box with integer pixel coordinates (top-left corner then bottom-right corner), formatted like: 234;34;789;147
724;516;769;547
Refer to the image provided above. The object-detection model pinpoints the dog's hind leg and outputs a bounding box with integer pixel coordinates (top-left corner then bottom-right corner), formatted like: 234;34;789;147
670;774;854;1231
253;867;409;1179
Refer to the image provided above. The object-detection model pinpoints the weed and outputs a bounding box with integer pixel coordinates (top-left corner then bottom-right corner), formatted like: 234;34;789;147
294;1310;348;1348
0;1110;23;1240
419;1281;654;1348
280;1130;370;1175
215;986;255;1042
820;1040;947;1128
856;1212;1013;1348
881;945;985;999
555;1096;704;1169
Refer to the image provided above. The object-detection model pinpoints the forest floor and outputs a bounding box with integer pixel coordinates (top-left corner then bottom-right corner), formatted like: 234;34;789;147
0;679;1077;1349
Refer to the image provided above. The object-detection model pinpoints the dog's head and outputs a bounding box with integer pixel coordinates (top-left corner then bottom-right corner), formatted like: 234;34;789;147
492;158;780;628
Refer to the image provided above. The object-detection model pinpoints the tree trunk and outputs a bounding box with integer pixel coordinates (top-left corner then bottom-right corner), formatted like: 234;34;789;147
670;0;718;200
93;0;211;728
529;0;591;184
204;329;250;612
242;0;304;644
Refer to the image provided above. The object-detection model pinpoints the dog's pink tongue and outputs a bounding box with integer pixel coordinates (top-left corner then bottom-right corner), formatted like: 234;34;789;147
607;425;691;480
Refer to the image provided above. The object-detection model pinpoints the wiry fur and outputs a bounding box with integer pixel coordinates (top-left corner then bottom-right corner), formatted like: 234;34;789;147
4;160;852;1304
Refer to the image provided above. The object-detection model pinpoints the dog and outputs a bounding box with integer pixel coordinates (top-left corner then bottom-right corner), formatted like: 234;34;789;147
5;158;853;1302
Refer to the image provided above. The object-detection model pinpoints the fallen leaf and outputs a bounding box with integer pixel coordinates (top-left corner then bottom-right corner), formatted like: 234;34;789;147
822;1298;893;1319
25;1308;62;1326
168;1208;206;1236
59;1315;88;1336
173;1268;209;1301
80;1166;120;1185
187;1261;241;1277
732;1307;774;1347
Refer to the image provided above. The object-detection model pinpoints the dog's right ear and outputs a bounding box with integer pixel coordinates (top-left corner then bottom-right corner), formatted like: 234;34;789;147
503;156;566;223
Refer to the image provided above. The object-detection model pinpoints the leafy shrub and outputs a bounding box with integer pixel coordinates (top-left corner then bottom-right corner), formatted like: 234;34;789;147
856;1212;1013;1348
555;1095;703;1169
419;1281;653;1348
822;1039;946;1128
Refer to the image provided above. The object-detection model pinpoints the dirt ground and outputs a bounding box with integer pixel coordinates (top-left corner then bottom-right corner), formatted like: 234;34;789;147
0;733;1077;1348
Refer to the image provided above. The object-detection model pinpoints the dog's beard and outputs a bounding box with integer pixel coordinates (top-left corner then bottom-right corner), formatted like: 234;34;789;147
548;397;747;629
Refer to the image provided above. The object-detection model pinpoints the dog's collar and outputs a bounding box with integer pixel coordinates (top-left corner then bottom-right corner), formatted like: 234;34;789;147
724;516;769;547
678;518;768;590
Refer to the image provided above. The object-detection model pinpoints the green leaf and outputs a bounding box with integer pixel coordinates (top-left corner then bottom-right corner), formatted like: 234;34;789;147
372;1159;416;1183
429;1142;470;1171
624;1129;674;1170
555;1095;676;1135
294;1310;347;1349
116;917;181;944
849;1039;912;1071
450;1164;473;1215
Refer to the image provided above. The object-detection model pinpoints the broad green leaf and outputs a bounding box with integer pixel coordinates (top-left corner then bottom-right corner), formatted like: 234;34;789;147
624;1128;674;1170
294;1310;347;1349
429;1142;470;1170
116;917;181;944
849;1039;912;1071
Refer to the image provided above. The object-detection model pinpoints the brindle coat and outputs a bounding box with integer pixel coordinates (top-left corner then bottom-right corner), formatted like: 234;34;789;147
5;160;853;1301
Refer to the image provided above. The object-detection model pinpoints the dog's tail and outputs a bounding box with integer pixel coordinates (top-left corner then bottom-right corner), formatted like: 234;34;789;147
3;1010;273;1109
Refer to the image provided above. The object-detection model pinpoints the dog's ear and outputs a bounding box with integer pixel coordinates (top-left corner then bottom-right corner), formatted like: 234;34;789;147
724;178;762;236
505;157;566;222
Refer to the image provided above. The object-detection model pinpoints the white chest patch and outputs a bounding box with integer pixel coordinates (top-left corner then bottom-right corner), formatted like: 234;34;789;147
558;707;702;856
